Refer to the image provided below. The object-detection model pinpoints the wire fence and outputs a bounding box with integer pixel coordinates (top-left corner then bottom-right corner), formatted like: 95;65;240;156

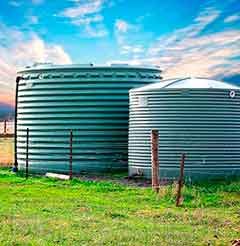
15;126;130;177
1;127;239;208
0;120;14;135
1;127;239;184
14;128;239;178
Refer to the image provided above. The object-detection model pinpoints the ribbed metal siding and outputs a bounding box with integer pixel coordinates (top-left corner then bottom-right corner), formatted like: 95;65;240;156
16;66;161;174
129;89;240;179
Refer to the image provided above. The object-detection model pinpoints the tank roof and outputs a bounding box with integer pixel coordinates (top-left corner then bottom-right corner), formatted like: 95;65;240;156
131;77;240;92
18;63;161;73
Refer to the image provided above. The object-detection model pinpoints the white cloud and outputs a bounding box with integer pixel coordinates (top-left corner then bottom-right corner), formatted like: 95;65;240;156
120;45;144;55
111;4;240;80
75;17;109;38
148;7;222;57
11;34;72;65
0;23;71;105
114;19;150;58
114;19;141;49
224;15;240;23
195;7;220;29
71;14;103;25
59;0;108;38
115;19;139;36
115;19;130;33
146;26;240;79
83;24;108;37
60;0;104;18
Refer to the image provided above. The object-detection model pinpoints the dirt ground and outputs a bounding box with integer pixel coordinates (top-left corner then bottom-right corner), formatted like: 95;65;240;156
74;172;173;187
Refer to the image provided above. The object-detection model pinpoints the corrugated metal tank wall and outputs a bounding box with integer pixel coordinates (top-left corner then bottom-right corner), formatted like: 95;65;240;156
129;78;240;180
16;64;161;174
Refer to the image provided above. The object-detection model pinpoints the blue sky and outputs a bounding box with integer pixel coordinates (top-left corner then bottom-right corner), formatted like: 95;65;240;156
0;0;239;105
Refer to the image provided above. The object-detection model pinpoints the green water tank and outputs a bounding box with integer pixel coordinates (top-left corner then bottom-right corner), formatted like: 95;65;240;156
16;63;162;174
129;77;240;180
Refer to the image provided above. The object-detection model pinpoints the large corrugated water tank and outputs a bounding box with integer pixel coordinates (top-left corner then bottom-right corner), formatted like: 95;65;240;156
129;77;240;179
16;63;162;174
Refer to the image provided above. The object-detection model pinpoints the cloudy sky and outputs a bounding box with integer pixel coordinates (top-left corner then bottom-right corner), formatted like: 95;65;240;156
0;0;239;106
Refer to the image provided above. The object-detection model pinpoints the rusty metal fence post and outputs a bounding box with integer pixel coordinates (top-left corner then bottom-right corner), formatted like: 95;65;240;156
25;128;29;179
151;130;159;193
176;153;186;206
69;130;73;179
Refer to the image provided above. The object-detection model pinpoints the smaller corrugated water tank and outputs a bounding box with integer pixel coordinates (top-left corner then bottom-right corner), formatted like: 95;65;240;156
129;77;240;180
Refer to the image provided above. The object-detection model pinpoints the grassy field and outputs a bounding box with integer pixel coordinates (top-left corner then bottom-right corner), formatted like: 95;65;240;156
0;168;239;246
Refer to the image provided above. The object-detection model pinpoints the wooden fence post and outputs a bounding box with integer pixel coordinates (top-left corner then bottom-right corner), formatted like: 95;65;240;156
151;130;159;193
26;128;29;179
4;120;7;135
176;153;186;206
69;130;73;179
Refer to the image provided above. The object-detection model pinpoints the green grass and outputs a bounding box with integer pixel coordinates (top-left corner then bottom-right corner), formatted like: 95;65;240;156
0;168;239;246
